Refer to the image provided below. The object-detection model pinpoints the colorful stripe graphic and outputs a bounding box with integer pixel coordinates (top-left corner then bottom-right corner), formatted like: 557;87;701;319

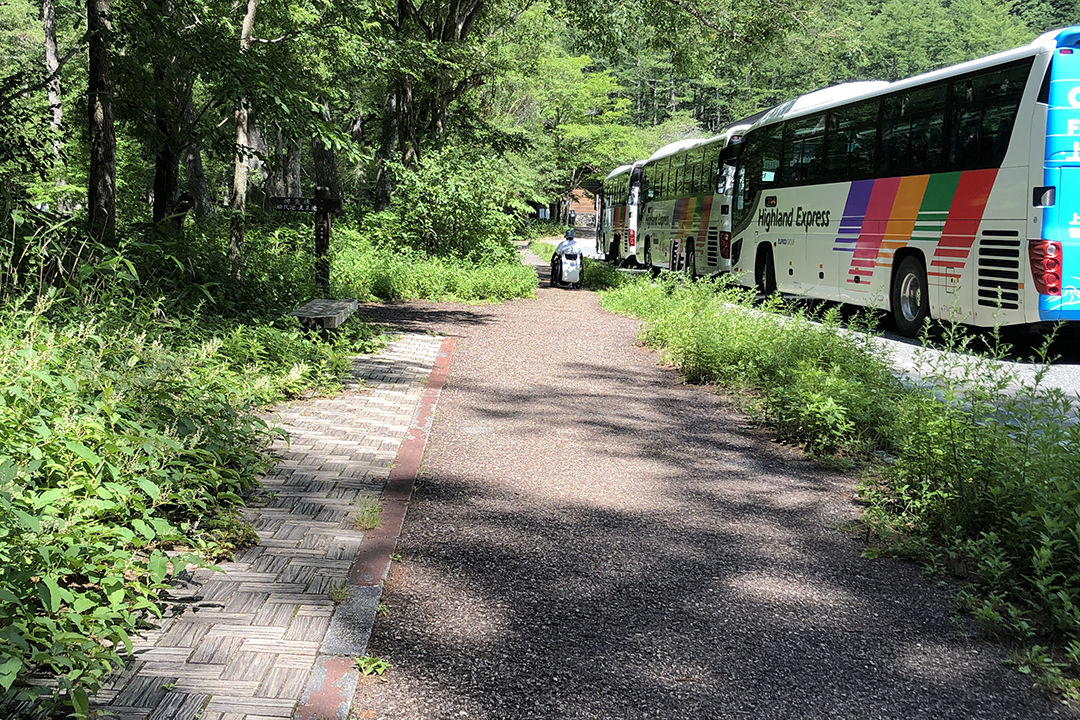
848;177;901;282
833;180;873;252
930;169;997;281
839;170;996;286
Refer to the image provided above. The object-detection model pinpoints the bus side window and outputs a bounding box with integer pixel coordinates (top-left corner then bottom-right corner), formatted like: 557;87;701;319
785;113;826;184
948;60;1029;169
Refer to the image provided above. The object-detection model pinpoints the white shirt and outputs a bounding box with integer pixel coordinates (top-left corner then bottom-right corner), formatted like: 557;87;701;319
556;238;583;255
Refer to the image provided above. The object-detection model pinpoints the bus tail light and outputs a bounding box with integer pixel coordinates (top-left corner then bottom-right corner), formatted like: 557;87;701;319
629;229;636;249
720;232;731;259
1029;240;1063;295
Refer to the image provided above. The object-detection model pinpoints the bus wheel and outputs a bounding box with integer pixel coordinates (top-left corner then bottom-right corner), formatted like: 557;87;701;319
644;241;659;277
755;244;776;295
607;235;620;264
685;242;696;281
891;255;928;337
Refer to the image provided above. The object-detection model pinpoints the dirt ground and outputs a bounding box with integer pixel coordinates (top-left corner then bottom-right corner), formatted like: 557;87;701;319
348;247;1071;719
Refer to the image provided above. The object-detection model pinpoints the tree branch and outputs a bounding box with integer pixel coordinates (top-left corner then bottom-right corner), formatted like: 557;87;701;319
0;45;81;106
656;0;734;37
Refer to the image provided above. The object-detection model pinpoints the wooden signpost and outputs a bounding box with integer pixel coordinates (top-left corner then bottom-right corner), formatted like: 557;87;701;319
270;186;342;295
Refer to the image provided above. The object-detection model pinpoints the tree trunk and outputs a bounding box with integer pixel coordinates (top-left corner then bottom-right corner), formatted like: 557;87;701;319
313;138;340;201
271;126;286;198
152;135;179;224
150;0;183;226
285;137;301;197
87;0;115;243
228;0;258;269
43;0;70;210
183;102;214;218
248;121;269;209
228;95;249;268
374;88;397;211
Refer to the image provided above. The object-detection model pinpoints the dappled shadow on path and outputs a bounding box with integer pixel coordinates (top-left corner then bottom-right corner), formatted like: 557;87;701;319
349;290;1068;720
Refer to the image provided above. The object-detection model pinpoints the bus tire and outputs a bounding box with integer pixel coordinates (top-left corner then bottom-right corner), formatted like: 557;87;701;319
891;255;929;337
607;234;620;264
755;244;776;295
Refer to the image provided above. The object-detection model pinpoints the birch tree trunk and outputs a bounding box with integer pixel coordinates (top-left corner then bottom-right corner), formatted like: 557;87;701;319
228;0;258;269
313;105;341;201
183;102;214;218
44;0;62;144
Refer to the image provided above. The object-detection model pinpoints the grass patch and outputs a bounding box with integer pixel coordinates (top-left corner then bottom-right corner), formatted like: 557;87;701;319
529;240;555;261
335;226;537;303
530;241;628;291
600;273;1080;703
0;279;387;715
327;579;351;603
355;655;391;677
353;496;383;530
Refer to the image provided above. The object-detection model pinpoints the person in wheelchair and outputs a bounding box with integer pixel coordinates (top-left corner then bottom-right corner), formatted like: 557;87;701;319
551;228;584;286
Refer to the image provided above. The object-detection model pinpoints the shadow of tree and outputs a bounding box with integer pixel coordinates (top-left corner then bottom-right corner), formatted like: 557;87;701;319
352;336;1065;718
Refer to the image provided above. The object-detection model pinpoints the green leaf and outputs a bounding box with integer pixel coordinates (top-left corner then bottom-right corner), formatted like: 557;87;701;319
11;508;39;532
132;519;155;540
65;441;102;467
71;593;95;613
71;685;89;718
148;553;169;584
34;488;63;508
136;478;160;501
0;657;23;692
39;576;61;613
115;627;133;655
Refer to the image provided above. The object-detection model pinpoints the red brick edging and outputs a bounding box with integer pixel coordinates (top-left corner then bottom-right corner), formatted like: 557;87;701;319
349;334;457;586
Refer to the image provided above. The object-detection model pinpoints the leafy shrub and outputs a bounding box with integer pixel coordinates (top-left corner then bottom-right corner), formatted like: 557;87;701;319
335;227;536;302
0;284;380;715
365;147;522;265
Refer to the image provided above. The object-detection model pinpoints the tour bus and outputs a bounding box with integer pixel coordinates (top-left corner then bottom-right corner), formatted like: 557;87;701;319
638;125;751;276
599;161;644;264
724;26;1080;336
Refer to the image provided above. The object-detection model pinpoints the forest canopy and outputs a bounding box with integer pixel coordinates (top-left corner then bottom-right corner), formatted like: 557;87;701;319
1;0;1073;241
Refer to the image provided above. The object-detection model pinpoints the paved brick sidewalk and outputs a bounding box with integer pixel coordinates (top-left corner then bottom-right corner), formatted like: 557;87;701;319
89;333;449;720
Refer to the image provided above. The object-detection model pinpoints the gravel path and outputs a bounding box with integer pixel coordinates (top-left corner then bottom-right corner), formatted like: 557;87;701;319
350;248;1071;719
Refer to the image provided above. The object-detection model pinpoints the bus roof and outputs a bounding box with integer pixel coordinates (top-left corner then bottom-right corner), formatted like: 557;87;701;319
646;138;706;163
604;164;635;180
757;26;1080;128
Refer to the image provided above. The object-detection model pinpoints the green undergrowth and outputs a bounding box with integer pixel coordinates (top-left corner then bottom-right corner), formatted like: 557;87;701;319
600;274;1080;704
528;240;627;291
0;284;386;716
335;226;537;303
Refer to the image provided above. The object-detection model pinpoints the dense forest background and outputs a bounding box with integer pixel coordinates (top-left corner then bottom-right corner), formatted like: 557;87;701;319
2;0;1076;239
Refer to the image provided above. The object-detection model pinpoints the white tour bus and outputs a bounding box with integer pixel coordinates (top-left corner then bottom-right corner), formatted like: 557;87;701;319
724;27;1080;336
598;161;645;264
637;125;752;276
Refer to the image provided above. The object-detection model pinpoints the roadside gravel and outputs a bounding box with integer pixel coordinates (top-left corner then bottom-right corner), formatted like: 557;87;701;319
350;247;1072;719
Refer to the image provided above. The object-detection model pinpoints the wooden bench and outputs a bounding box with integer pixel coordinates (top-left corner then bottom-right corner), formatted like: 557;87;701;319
289;299;358;330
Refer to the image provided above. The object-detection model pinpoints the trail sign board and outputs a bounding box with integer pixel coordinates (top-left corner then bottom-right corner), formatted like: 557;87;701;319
270;197;342;213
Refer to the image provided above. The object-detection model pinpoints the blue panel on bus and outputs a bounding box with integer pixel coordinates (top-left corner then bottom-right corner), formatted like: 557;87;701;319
1042;44;1080;319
